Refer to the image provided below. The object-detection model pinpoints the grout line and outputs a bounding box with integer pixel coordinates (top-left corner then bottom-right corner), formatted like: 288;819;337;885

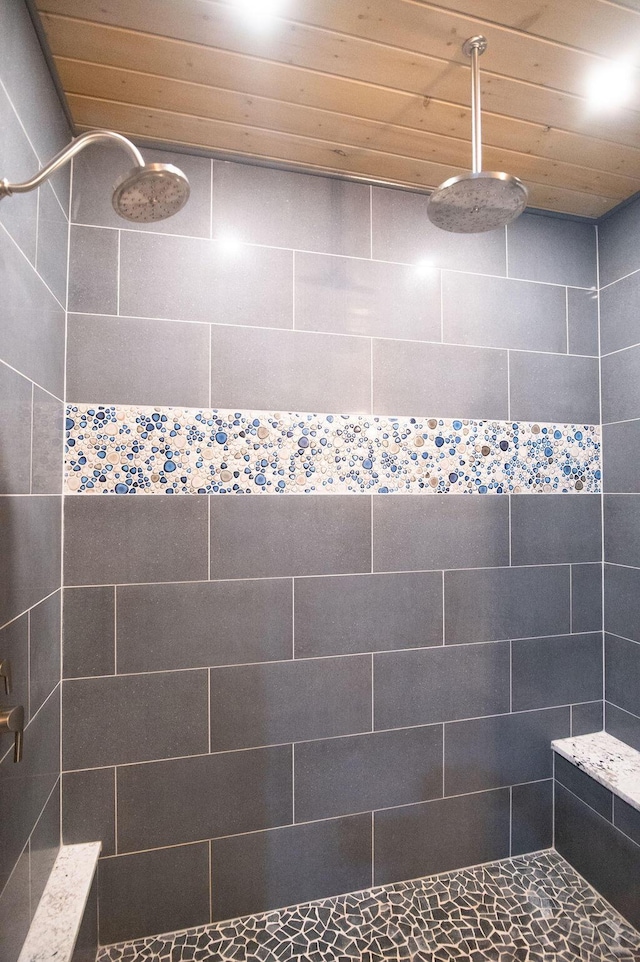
29;382;35;494
209;160;214;240
595;223;606;715
504;225;509;279
291;579;295;659
0;356;63;406
597;264;640;292
508;495;512;566
114;767;118;855
369;186;373;260
565;287;570;354
291;743;295;824
208;839;213;924
370;493;374;573
439;270;444;343
208;325;212;409
207;496;211;581
207;669;212;754
441;571;445;645
27;610;32;720
116;229;121;316
552;753;556;848
113;586;118;674
509;641;513;714
569;705;574;737
569;565;573;633
292;250;296;330
508;786;512;857
370;811;375;887
370;653;374;732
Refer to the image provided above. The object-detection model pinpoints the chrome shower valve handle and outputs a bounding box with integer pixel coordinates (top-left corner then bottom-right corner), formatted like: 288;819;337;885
0;704;24;763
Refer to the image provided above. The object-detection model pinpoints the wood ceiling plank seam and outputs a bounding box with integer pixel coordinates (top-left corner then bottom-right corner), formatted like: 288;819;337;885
37;12;640;150
55;59;640;198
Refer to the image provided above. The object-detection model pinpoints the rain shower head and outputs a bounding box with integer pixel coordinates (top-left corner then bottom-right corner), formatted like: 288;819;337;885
0;130;190;223
427;37;527;233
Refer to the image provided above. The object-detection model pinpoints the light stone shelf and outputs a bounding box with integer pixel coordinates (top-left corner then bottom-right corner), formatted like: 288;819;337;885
552;730;640;813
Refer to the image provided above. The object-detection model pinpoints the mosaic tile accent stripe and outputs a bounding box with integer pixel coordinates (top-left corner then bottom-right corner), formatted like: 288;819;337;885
65;405;601;496
97;851;640;961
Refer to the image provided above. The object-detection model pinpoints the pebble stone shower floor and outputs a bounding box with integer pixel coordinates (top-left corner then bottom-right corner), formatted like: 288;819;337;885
97;851;640;962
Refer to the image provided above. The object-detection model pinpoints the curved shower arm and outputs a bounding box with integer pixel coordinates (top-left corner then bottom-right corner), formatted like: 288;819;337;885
0;130;145;199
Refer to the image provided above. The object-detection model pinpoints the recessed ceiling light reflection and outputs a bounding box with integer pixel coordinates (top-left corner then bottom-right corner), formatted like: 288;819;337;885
586;59;635;110
230;0;284;27
414;258;435;276
215;235;243;255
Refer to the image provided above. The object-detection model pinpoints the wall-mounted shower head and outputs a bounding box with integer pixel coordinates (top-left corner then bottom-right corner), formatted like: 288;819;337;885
0;130;190;223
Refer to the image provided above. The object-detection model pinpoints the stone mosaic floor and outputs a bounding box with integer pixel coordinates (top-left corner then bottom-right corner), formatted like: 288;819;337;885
97;851;640;962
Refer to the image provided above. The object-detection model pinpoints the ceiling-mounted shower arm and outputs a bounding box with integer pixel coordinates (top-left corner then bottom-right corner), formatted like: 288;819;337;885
0;129;145;199
462;35;487;176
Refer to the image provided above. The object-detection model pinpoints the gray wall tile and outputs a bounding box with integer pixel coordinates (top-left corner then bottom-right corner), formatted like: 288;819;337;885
509;351;600;423
510;494;602;565
62;671;209;769
97;843;210;945
600;270;640;356
598;195;640;288
29;591;61;718
571;700;603;736
0;849;30;962
605;702;640;752
294;571;442;658
0;87;39;263
445;566;570;644
210;495;371;579
373;495;509;573
373;788;510;886
371;187;506;275
373;642;509;729
66;314;210;407
604;563;640;644
211;816;372;921
71;876;98;962
0;362;32;494
373;339;508;419
62;768;115;856
605;494;640;566
511;633;602;711
212;161;371;256
63;586;115;679
294;725;442;821
31;387;64;495
72;146;211;236
511;780;553;855
64;495;208;586
571;564;603;633
29;787;60;917
117;578;292;673
567;287;599;357
604;419;640;492
602;344;640;424
68;226;118;315
0;495;61;626
442;272;566;352
614;796;640;847
555;754;612;819
211;325;371;413
210;656;371;750
295;252;440;340
116;746;292;852
36;183;68;307
120;232;293;328
0;615;28;724
605;632;640;718
506;213;596;288
444;707;570;796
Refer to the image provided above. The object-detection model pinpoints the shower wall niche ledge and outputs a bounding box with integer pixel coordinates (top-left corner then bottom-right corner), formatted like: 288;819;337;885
64;404;601;496
553;732;640;814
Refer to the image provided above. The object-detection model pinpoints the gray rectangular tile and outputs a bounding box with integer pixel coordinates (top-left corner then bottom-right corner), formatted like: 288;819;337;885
210;655;371;751
571;700;603;736
372;186;506;274
116;746;292;852
0;226;65;398
64;495;208;586
0;362;32;494
120;232;293;328
62;671;208;769
31;387;64;495
0;615;28;726
512;633;602;712
614;795;640;847
0;85;38;263
63;586;115;679
210;495;371;579
117;578;292;673
97;843;210;945
294;726;442;821
442;272;566;352
509;351;600;424
445;565;570;645
295;251;440;340
555;754;612;819
210;815;371;922
373;642;509;730
605;702;640;753
506;213;596;288
36;182;68;307
571;564;602;633
373;495;509;573
511;494;602;565
0;495;61;626
598;195;640;288
212;161;371;256
66;314;209;407
72;146;211;236
373;339;508;419
567;287;599;357
510;780;553;856
210;325;371;413
605;632;640;718
71;876;97;962
294;571;443;658
604;563;640;643
29;591;61;719
29;787;60;917
605;494;640;567
444;707;570;795
600;270;640;356
62;768;115;857
0;849;30;962
602;345;640;424
604;420;640;492
373;788;510;886
68;226;118;315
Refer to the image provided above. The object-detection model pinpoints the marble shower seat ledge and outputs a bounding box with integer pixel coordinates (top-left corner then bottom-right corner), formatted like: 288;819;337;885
18;842;101;962
552;731;640;813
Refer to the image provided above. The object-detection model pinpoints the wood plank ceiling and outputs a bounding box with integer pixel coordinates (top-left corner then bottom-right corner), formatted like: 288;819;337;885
34;0;640;218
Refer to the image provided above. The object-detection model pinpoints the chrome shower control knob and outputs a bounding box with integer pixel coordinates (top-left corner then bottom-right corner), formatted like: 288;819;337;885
0;704;24;763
